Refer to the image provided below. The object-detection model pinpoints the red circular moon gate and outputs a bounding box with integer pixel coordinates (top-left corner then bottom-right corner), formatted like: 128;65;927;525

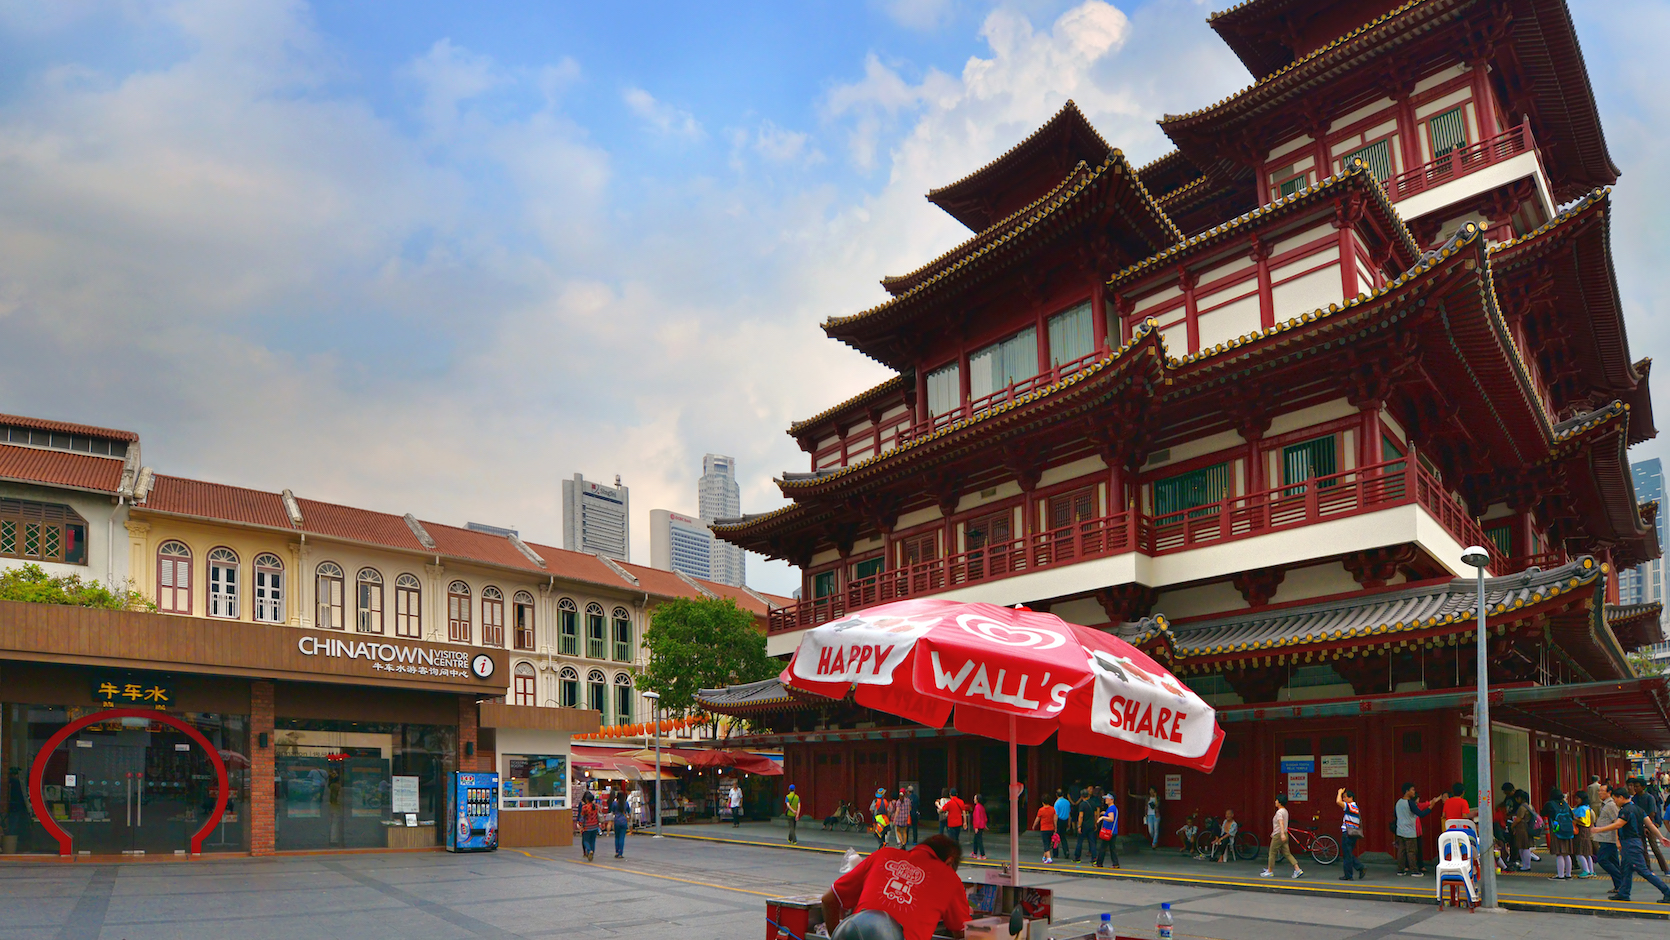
29;708;232;857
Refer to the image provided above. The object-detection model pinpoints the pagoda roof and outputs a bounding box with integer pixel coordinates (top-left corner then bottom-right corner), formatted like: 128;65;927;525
1169;555;1628;679
1606;602;1665;653
1108;163;1420;292
1488;189;1654;444
787;373;910;437
826;151;1181;370
1208;0;1405;78
694;676;829;716
1544;401;1659;568
1162;0;1619;202
924;100;1118;232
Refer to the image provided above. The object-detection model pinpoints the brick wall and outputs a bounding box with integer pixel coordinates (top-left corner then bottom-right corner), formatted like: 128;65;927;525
458;695;478;773
250;680;275;855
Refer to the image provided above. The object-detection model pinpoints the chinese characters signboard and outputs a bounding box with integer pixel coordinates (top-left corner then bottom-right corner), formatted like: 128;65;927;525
93;676;172;709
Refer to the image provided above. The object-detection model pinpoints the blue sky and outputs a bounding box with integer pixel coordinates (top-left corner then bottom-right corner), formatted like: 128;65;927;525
0;0;1664;596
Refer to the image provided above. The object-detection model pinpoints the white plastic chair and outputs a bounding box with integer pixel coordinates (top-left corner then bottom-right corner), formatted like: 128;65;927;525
1435;830;1478;909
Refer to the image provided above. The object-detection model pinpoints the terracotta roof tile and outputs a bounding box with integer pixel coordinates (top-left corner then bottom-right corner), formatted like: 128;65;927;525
422;520;545;573
295;498;427;552
616;562;703;600
0;412;139;443
0;443;125;492
144;475;292;528
692;579;766;614
520;540;638;589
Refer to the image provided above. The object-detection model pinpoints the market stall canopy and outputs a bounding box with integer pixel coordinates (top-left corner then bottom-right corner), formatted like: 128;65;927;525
683;750;783;775
782;599;1223;771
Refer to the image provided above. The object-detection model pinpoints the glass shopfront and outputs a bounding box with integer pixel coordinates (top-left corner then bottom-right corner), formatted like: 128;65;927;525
2;705;250;855
272;719;455;850
502;754;568;810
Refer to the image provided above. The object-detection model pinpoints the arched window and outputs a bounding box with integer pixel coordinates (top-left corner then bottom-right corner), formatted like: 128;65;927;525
558;598;578;656
447;581;472;643
481;586;505;647
207;547;239;619
316;562;345;630
513;591;536;651
394;574;421;638
585;602;606;659
587;668;607;719
559;666;579;709
614;672;634;724
356;568;384;634
156;541;192;614
611;607;632;662
254;553;285;623
514;662;537;706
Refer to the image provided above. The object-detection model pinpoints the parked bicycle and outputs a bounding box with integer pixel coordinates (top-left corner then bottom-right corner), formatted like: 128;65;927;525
1281;812;1341;865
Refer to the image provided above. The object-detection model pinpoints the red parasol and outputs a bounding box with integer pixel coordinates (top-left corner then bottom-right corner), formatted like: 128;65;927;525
781;598;1222;883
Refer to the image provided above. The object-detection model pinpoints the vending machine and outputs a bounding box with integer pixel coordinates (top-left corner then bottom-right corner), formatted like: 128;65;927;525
444;771;499;852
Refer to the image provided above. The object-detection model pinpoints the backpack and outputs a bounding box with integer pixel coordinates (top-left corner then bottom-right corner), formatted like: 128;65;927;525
1552;803;1575;841
1527;806;1545;838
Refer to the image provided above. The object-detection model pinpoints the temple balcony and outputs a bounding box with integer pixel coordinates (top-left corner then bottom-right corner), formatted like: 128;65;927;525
766;458;1521;653
1388;123;1555;241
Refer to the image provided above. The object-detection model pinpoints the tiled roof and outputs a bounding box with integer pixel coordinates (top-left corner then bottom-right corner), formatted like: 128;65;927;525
617;561;701;600
422;520;547;573
0;412;138;443
1606;602;1665;653
0;443;125;493
295;497;427;553
924;100;1116;231
521;540;640;587
696;676;824;713
788;374;909;436
1170;557;1603;658
144;475;293;528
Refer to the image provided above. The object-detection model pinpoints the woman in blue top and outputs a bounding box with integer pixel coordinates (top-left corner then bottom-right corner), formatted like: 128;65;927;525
1336;788;1366;880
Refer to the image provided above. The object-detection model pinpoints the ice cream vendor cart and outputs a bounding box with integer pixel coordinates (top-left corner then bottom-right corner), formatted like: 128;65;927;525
444;771;499;852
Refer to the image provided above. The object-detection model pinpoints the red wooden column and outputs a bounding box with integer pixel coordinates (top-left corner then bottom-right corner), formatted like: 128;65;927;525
1250;235;1274;329
250;680;275;855
1334;194;1365;301
915;369;929;426
1090;279;1109;352
1178;267;1200;354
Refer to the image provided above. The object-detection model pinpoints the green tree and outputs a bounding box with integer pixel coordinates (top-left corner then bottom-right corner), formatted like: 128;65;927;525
639;597;777;715
0;563;154;611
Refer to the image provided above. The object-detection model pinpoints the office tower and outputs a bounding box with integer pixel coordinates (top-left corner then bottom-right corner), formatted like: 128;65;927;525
650;510;714;580
562;473;629;562
1621;459;1667;606
698;454;745;586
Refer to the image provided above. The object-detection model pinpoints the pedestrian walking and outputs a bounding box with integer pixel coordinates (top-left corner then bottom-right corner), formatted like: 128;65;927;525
1053;789;1072;855
1393;783;1432;876
1571;790;1597;878
891;787;912;848
1262;795;1304;879
1591;785;1670;903
936;788;950;838
942;789;967;845
578;790;600;862
730;783;743;827
1095;794;1120;869
610;789;630;859
970;794;988;859
1146;786;1161;849
1594;788;1625;892
1336;788;1366;880
1034;800;1058;863
1073;788;1098;862
785;784;801;844
1630;777;1670;874
907;786;920;846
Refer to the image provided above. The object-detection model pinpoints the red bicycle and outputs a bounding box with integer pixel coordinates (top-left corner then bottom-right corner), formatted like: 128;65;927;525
1280;813;1341;865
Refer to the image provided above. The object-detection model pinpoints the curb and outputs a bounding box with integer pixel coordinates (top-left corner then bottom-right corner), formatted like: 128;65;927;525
656;830;1669;921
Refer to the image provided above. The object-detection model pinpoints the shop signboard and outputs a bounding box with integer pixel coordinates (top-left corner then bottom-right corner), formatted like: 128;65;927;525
92;676;173;709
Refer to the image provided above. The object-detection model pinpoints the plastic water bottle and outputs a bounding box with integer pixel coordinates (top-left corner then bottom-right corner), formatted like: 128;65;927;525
1096;912;1116;939
1156;902;1173;940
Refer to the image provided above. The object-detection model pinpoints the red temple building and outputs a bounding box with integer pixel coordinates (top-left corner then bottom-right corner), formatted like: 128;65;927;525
699;0;1669;856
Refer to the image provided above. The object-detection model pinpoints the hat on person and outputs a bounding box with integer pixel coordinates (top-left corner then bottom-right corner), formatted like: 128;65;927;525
876;787;886;796
789;784;796;790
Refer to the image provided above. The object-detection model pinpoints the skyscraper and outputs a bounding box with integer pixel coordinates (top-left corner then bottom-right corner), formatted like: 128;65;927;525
650;510;714;580
699;454;745;586
562;473;629;562
1621;458;1667;607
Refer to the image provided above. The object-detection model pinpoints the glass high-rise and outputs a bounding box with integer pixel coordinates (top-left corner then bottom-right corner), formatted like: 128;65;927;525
699;454;745;586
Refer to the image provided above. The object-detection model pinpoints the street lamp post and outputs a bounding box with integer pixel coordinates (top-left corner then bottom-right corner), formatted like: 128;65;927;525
1461;546;1497;909
643;691;663;839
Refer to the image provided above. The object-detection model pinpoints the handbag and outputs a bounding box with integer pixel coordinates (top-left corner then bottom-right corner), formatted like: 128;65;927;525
1098;824;1114;841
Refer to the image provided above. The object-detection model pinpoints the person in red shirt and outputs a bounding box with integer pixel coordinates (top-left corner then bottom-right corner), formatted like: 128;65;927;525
822;834;971;940
1034;801;1058;863
1440;782;1475;828
941;789;967;845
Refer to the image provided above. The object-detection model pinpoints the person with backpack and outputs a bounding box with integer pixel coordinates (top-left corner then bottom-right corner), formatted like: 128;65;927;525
1509;791;1534;871
577;790;601;862
1546;787;1576;880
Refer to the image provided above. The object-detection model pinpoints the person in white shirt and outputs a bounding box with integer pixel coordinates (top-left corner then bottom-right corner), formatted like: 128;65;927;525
729;784;744;828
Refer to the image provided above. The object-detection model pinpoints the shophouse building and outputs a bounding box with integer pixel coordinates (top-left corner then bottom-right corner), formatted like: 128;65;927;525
704;0;1670;857
0;414;781;857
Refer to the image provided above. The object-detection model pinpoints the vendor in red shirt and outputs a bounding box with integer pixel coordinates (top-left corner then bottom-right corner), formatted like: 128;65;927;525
822;834;971;940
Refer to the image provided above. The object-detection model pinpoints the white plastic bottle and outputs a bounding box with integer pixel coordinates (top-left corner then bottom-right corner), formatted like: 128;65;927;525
1096;912;1116;939
1156;902;1173;940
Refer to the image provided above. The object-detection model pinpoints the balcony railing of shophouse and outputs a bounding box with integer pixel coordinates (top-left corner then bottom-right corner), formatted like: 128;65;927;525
768;458;1514;634
1388;122;1536;202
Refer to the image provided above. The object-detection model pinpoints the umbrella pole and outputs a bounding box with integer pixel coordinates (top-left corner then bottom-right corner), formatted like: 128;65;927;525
1008;715;1021;888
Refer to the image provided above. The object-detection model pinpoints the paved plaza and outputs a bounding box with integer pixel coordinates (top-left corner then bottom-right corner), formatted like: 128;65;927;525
3;834;1668;940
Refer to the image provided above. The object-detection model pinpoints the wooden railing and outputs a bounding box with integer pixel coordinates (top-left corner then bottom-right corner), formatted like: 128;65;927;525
768;460;1514;635
1388;122;1536;202
901;349;1107;447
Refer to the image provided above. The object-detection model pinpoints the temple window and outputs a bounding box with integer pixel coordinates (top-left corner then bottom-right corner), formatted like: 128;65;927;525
926;362;960;417
901;533;937;568
1048;487;1096;532
969;327;1038;403
1428;107;1468;159
1341;139;1393;181
1484;523;1513;558
1047;302;1095;369
964;509;1013;551
1280;436;1338;494
811;570;836;598
1153;462;1231;520
852;556;884;581
1275;172;1308;197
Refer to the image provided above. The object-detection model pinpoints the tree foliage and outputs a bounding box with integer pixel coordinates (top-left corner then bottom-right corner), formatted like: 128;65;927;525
639;596;777;716
0;563;154;611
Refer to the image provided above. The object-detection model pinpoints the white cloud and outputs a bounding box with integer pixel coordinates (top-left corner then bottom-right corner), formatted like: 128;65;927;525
876;0;955;31
623;86;705;139
753;120;824;165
